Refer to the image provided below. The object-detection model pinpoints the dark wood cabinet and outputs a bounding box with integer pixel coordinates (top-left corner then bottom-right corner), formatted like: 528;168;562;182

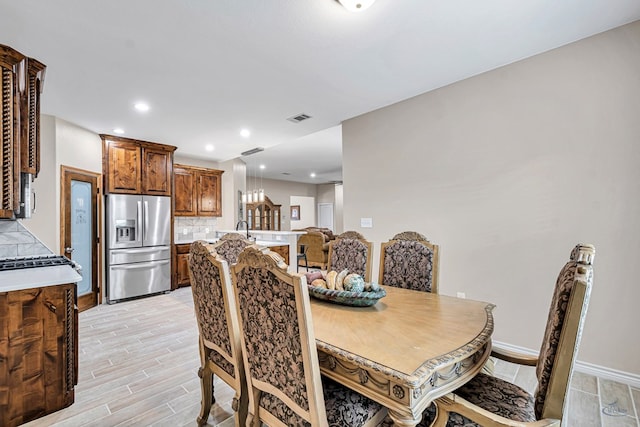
0;283;77;427
105;139;142;194
175;243;191;287
174;166;197;216
101;135;176;196
174;164;223;217
142;147;172;195
0;44;45;219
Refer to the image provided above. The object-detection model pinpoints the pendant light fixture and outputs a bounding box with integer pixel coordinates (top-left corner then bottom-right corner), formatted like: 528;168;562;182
242;159;265;204
337;0;376;12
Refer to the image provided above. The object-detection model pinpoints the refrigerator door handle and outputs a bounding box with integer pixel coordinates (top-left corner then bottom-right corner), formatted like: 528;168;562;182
137;200;143;243
110;246;170;255
144;200;149;243
110;260;170;270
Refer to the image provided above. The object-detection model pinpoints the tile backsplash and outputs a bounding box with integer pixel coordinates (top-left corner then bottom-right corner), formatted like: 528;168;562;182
0;220;53;258
174;217;218;241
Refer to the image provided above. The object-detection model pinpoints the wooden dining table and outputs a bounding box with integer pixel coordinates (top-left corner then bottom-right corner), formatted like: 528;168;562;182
310;285;495;426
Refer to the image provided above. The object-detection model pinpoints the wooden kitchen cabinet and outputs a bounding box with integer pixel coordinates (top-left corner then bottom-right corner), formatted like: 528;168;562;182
174;164;223;217
102;135;176;196
0;44;46;219
142;146;172;195
0;283;77;427
175;243;191;287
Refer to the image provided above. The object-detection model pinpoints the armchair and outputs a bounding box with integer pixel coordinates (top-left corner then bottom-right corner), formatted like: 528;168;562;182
327;231;373;281
231;246;387;426
379;231;440;293
188;241;248;426
210;232;253;265
420;243;596;427
296;231;329;269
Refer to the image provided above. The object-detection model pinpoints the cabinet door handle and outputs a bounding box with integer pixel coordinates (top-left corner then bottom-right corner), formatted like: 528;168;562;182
45;301;57;313
65;247;74;253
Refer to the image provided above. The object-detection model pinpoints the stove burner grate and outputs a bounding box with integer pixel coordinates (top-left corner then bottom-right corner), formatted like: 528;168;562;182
0;255;74;272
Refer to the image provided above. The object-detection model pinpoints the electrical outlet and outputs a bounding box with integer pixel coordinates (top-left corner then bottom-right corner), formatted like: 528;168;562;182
205;228;210;234
183;228;188;235
456;292;466;299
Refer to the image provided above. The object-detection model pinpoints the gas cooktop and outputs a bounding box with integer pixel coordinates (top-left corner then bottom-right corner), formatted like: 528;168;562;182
0;254;74;272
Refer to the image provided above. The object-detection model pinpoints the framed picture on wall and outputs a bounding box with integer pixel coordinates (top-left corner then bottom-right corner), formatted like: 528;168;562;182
290;205;300;221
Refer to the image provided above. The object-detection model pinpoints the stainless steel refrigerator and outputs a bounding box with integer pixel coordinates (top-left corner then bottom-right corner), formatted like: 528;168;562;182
106;194;171;303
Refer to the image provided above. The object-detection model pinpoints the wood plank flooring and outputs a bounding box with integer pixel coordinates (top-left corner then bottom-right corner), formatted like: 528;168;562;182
22;287;638;427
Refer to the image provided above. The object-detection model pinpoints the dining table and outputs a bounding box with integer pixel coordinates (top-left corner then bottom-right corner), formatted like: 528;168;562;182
310;285;495;426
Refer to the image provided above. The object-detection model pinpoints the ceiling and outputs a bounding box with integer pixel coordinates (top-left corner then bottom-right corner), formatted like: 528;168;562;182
1;1;639;184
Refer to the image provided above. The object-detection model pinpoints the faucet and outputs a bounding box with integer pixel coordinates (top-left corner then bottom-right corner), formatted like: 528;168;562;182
235;220;250;239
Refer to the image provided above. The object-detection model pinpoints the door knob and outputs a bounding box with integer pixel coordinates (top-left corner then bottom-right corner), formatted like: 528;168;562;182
65;247;74;253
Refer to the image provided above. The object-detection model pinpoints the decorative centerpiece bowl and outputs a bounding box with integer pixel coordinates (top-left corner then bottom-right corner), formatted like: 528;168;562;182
307;285;386;307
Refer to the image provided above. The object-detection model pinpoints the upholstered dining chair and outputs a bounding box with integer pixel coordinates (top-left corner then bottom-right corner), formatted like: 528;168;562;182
379;231;440;294
211;232;253;265
231;245;387;427
415;243;596;427
188;241;248;426
327;231;374;281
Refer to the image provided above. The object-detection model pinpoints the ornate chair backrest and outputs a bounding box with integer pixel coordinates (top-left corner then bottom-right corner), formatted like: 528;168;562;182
188;241;243;385
212;233;253;265
378;231;440;293
534;243;595;420
232;246;328;426
327;231;373;282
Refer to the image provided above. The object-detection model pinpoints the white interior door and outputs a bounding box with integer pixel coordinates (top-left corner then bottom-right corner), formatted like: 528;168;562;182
318;203;334;231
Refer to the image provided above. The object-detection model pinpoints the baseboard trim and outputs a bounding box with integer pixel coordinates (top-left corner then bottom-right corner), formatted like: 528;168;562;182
493;341;640;389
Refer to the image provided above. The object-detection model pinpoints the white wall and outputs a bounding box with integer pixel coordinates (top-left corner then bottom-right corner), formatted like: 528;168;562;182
258;178;317;230
290;196;316;229
25;115;57;251
342;21;640;375
23;116;102;252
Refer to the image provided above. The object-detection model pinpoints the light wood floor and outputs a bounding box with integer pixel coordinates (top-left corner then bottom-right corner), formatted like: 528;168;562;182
23;287;639;427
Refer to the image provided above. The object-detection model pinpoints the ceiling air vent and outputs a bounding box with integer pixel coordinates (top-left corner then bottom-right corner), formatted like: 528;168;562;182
241;147;264;156
281;172;291;176
287;113;312;123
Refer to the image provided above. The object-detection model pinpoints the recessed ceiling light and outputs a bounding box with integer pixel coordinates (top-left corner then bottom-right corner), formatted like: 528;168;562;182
310;173;316;178
113;128;125;135
134;102;150;112
240;129;251;138
259;164;265;170
205;144;215;152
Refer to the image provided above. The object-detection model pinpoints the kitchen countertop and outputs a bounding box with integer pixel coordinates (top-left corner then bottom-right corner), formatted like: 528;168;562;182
0;265;82;292
174;237;289;247
214;229;306;235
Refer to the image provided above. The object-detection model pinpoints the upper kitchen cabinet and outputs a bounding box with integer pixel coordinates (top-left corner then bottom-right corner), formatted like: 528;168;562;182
174;164;223;217
101;135;176;196
0;44;45;219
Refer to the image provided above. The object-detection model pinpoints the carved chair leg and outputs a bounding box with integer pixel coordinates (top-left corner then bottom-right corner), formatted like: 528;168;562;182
197;364;214;426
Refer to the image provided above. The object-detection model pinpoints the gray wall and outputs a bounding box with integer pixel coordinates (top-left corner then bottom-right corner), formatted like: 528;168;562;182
342;21;640;375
